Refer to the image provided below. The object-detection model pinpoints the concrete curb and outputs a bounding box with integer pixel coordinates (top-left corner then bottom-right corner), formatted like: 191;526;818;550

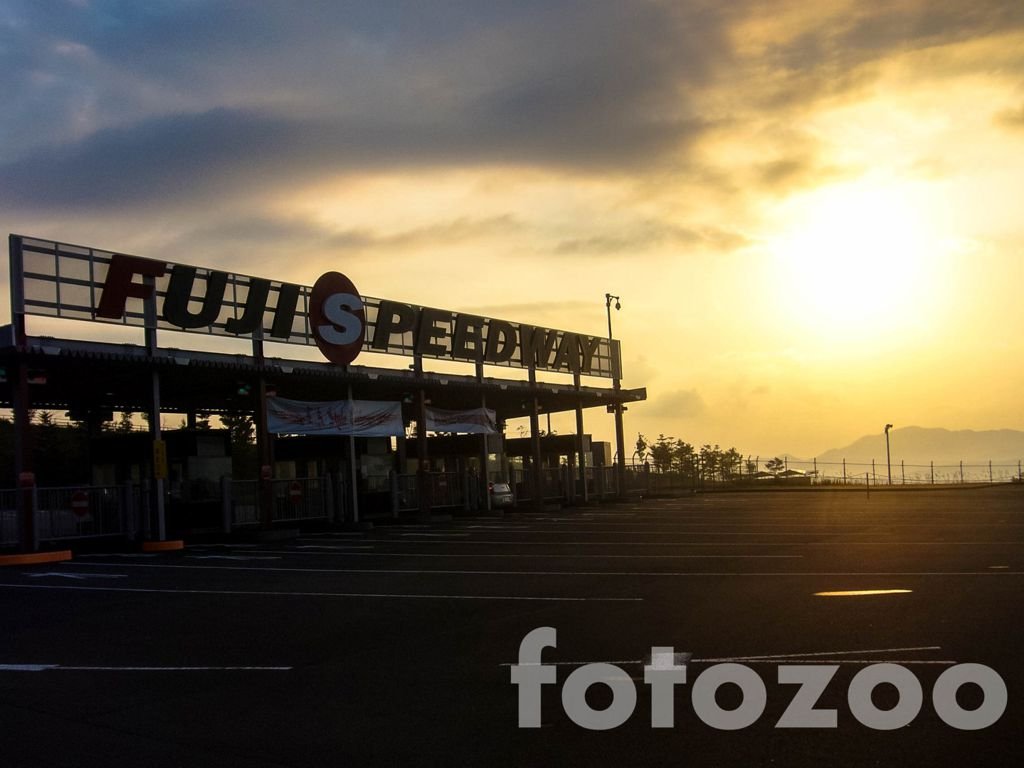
141;540;185;552
0;550;73;567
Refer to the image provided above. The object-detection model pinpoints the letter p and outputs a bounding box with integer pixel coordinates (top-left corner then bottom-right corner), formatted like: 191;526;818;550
510;627;557;728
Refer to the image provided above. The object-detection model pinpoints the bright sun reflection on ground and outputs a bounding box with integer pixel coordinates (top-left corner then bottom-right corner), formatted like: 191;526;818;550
769;181;949;340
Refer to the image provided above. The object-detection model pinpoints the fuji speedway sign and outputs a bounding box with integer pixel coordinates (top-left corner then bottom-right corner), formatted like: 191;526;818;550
11;235;620;378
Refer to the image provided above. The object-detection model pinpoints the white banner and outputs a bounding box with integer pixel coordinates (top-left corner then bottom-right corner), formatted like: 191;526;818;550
425;406;497;434
267;397;404;436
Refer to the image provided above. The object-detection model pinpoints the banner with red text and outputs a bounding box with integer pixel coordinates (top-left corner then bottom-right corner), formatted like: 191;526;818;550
267;397;404;436
425;406;497;434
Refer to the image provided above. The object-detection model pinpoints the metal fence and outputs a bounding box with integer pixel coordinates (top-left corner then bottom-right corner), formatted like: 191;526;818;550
429;472;464;509
394;472;473;511
0;489;18;547
396;474;419;512
781;459;1023;486
34;485;133;541
270;477;330;523
227;479;260;527
628;456;1024;491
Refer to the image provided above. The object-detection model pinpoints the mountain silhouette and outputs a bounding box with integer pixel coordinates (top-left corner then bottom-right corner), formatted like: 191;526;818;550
816;427;1024;465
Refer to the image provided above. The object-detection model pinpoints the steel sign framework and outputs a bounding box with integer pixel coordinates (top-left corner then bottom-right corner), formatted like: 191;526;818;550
10;235;620;379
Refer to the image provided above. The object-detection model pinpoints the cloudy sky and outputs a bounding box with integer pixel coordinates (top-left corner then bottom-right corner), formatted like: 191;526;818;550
2;0;1023;457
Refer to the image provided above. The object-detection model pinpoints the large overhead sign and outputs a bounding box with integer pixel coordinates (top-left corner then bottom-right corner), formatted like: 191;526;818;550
10;235;620;378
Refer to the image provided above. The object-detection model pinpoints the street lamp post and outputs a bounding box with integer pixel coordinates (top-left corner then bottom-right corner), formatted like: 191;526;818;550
605;293;620;341
605;293;627;498
884;423;893;486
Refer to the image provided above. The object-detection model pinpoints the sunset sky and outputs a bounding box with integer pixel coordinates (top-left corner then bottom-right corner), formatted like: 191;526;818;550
2;1;1022;457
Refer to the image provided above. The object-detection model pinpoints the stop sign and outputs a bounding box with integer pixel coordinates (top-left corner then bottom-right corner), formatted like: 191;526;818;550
289;481;303;504
71;490;90;517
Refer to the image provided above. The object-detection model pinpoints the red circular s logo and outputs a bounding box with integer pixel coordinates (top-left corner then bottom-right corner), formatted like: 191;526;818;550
310;271;365;365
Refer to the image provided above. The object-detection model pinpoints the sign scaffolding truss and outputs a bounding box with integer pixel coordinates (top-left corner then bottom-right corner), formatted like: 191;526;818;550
11;236;620;379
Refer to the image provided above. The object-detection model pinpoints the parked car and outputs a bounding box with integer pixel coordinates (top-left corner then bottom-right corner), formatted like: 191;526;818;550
489;481;514;508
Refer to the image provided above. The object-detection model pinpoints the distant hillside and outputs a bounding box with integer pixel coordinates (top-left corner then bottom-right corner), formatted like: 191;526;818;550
816;427;1024;465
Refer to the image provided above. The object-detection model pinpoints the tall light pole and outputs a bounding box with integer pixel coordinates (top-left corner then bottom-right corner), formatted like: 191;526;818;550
605;293;626;498
884;423;893;486
605;293;620;341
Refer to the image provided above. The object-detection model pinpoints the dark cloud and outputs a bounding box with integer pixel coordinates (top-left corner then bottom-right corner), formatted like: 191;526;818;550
0;109;300;208
994;104;1024;130
645;388;707;420
0;104;713;211
2;0;1022;216
136;213;526;275
733;0;1024;110
326;216;524;251
754;154;846;195
0;1;734;211
556;221;749;255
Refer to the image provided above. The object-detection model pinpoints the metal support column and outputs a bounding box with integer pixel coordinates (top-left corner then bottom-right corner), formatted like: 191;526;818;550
611;337;627;499
347;383;360;524
13;361;36;551
477;362;491;512
141;273;168;541
573;371;588;504
530;395;543;510
149;369;166;540
256;375;274;527
417;386;431;518
9;235;36;551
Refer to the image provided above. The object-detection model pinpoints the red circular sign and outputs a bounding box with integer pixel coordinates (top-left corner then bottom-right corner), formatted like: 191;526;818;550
309;271;365;366
71;490;90;517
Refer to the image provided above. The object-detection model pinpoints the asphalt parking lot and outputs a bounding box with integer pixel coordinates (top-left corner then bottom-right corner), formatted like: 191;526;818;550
2;486;1023;767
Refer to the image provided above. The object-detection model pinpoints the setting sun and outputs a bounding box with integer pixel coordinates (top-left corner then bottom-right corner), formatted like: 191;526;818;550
768;180;951;339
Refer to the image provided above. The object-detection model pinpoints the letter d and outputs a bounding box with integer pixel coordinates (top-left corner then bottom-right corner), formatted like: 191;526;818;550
510;627;557;728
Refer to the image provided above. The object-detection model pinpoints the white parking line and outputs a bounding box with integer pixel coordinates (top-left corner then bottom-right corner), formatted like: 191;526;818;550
68;562;808;576
0;664;292;672
699;646;942;661
353;539;1024;546
25;572;127;580
251;550;803;559
0;583;642;602
67;562;1024;578
501;646;954;667
452;528;1024;532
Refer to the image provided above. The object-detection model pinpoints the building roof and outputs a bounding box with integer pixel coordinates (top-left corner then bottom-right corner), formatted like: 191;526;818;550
0;334;646;423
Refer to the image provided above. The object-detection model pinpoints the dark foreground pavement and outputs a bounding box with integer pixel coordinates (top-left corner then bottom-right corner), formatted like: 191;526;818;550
2;486;1023;767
